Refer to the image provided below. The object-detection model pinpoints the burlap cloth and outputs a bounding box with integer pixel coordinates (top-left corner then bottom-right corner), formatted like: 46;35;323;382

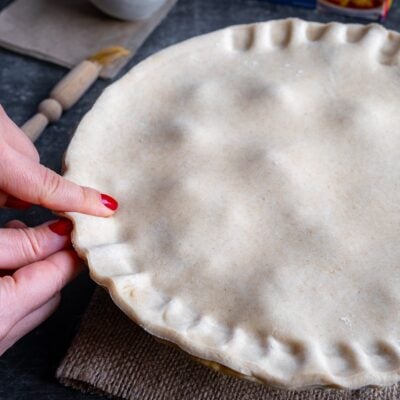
56;288;400;399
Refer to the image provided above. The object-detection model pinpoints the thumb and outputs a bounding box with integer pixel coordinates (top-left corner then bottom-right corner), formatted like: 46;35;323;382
0;145;118;216
0;219;72;269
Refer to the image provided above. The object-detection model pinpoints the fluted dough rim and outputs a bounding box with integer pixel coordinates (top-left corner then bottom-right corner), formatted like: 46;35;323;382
64;18;400;389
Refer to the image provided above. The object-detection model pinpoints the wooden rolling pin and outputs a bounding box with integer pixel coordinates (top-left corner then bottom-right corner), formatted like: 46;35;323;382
21;46;130;142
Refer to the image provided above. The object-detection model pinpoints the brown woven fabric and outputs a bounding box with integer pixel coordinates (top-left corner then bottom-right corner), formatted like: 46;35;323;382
57;288;400;399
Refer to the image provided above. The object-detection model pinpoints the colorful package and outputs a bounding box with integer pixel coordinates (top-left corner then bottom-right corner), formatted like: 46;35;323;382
317;0;393;20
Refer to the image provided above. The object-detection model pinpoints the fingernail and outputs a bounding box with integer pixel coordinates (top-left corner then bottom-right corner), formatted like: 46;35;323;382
4;196;32;210
49;219;73;236
101;193;118;211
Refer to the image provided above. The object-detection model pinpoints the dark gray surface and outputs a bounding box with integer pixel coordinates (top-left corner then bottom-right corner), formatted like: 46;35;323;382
0;0;399;398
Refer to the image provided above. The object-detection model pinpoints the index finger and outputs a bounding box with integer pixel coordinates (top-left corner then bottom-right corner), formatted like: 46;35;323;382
0;145;118;216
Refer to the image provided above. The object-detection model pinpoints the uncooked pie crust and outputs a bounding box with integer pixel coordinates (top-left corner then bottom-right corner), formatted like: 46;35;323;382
63;19;400;389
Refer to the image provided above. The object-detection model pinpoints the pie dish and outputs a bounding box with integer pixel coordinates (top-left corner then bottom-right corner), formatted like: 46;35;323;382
63;18;400;389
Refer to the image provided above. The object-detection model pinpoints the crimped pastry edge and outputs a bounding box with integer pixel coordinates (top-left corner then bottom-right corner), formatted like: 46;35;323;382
64;18;400;390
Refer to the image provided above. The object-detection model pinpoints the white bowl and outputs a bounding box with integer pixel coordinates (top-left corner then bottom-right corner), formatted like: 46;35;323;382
90;0;168;21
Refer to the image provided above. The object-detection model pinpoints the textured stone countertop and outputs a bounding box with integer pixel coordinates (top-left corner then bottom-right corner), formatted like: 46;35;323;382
0;0;399;398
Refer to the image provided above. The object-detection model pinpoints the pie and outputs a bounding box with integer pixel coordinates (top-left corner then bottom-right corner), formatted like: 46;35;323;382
63;18;400;389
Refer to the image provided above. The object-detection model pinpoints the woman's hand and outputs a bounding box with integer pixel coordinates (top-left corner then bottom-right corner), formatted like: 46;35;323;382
0;106;118;356
0;106;117;215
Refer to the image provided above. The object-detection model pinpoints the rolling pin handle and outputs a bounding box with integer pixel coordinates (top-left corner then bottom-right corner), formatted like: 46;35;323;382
21;60;102;143
38;98;63;122
21;113;49;142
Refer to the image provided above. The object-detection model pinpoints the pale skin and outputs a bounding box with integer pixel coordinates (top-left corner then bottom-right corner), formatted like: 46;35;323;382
0;106;117;356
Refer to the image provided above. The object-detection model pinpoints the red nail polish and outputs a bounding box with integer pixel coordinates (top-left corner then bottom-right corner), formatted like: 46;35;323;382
101;193;118;211
4;196;32;210
49;219;73;236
